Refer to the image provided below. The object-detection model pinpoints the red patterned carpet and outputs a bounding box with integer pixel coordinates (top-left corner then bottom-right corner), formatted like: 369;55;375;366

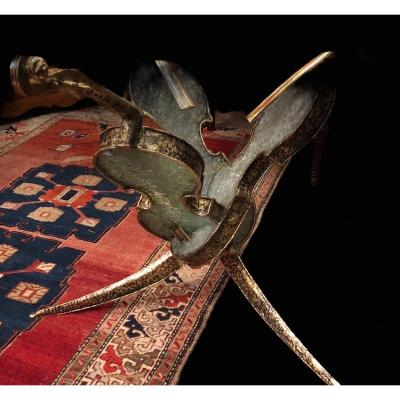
0;107;286;384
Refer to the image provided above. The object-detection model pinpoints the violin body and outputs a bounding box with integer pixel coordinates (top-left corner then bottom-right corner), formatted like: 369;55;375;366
7;54;335;267
94;123;219;243
124;59;334;265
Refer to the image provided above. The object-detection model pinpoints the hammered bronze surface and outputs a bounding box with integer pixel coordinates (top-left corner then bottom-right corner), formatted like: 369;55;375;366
30;252;182;318
221;251;339;385
7;53;338;384
95;127;219;242
183;87;334;267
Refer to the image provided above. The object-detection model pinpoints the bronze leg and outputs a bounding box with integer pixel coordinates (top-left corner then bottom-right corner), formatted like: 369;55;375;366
220;250;339;385
30;252;183;318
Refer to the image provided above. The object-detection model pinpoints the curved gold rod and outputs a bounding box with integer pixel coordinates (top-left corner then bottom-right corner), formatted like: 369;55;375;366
247;51;334;123
220;251;339;385
30;252;182;318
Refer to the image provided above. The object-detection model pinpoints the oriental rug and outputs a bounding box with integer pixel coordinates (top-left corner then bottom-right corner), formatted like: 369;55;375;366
0;107;286;385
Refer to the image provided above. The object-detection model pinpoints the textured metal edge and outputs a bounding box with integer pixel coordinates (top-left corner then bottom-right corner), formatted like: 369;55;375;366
30;252;183;318
95;126;204;186
182;87;335;267
220;251;339;385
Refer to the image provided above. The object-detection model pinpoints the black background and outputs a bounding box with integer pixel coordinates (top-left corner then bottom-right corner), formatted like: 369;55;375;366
0;16;397;385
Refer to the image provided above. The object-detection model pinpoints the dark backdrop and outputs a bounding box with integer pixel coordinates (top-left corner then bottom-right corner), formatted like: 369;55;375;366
0;16;397;385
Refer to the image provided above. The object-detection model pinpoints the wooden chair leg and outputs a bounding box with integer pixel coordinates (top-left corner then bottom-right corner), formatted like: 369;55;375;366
0;90;81;119
310;125;330;187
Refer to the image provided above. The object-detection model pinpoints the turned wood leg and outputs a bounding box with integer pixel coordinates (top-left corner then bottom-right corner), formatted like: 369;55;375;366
310;125;330;187
0;91;81;119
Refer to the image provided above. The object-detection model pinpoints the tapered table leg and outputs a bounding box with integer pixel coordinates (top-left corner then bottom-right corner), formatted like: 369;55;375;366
220;250;339;385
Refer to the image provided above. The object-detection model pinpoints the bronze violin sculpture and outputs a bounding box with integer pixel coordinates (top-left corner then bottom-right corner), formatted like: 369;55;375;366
5;52;338;385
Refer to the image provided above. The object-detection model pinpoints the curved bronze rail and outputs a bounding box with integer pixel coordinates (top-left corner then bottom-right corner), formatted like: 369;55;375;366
221;251;339;385
30;252;182;318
